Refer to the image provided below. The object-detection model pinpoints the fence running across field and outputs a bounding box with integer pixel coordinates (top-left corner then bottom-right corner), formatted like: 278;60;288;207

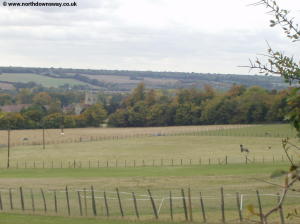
0;124;296;148
0;154;291;169
0;186;297;223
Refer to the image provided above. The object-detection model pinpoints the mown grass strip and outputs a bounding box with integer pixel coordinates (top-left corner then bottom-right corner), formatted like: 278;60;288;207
0;162;289;178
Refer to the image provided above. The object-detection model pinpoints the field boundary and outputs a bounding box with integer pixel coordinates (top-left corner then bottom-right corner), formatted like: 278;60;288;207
0;155;290;169
0;186;295;223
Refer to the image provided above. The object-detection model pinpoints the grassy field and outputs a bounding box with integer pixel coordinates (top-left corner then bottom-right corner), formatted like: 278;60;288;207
0;163;297;223
0;213;185;224
0;124;250;147
0;134;294;168
0;124;298;223
0;73;86;87
202;124;297;138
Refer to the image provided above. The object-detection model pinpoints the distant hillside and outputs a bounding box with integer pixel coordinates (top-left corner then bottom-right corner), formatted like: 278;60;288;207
0;66;291;91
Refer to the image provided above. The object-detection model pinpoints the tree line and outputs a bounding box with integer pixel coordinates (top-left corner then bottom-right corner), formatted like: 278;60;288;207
0;83;293;129
108;83;290;127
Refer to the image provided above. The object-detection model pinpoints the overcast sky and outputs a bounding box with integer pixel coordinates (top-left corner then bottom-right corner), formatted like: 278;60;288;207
0;0;299;74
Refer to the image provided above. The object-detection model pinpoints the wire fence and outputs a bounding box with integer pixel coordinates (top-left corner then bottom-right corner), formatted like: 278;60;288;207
0;154;291;169
0;124;295;148
0;186;297;223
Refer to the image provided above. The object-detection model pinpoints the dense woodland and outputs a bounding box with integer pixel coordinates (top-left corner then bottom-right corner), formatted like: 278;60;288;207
0;83;294;129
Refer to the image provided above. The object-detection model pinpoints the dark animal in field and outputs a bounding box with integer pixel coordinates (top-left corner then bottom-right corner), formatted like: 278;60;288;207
240;144;250;153
22;138;29;141
265;132;271;136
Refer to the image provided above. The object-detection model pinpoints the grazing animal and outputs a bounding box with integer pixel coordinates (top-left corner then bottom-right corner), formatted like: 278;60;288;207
22;138;28;141
240;144;250;153
268;146;272;150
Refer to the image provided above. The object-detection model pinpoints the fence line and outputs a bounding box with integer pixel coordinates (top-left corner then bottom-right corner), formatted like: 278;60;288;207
0;124;294;148
0;155;289;169
0;186;297;224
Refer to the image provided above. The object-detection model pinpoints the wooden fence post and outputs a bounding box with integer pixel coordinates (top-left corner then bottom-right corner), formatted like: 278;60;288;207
19;187;25;211
256;190;264;224
30;189;35;212
236;192;243;222
66;186;71;216
132;192;139;219
104;191;110;217
84;188;87;216
148;189;158;219
0;191;3;211
54;190;57;214
188;188;193;221
91;186;97;216
169;191;173;221
181;189;188;221
9;188;13;210
77;191;83;216
116;188;124;217
200;192;206;223
41;188;47;213
221;187;225;223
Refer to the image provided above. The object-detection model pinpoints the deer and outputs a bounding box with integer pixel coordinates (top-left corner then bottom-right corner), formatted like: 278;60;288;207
240;144;250;153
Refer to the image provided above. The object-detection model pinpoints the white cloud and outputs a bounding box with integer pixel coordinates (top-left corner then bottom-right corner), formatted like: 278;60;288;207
0;0;299;74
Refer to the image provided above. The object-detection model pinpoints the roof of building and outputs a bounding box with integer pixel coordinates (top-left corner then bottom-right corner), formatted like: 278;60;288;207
0;104;31;113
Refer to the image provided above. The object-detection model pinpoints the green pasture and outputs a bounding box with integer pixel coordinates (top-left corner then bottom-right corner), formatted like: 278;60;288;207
195;124;297;138
0;73;86;87
0;124;299;223
0;213;183;224
0;134;294;166
0;163;289;179
0;163;297;223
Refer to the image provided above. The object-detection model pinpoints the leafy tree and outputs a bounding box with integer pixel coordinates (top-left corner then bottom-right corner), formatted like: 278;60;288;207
146;103;175;126
127;102;147;127
108;109;129;127
32;92;52;105
246;1;300;222
0;113;26;129
16;89;33;104
248;0;300;132
0;94;14;106
21;104;47;127
82;104;107;127
43;113;63;128
47;99;62;114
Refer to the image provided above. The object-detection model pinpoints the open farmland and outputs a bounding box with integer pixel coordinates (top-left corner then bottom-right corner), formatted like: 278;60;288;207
0;73;86;87
0;124;298;223
0;125;296;167
0;124;252;147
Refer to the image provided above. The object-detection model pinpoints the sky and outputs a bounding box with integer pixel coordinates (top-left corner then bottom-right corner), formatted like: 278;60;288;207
0;0;299;74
